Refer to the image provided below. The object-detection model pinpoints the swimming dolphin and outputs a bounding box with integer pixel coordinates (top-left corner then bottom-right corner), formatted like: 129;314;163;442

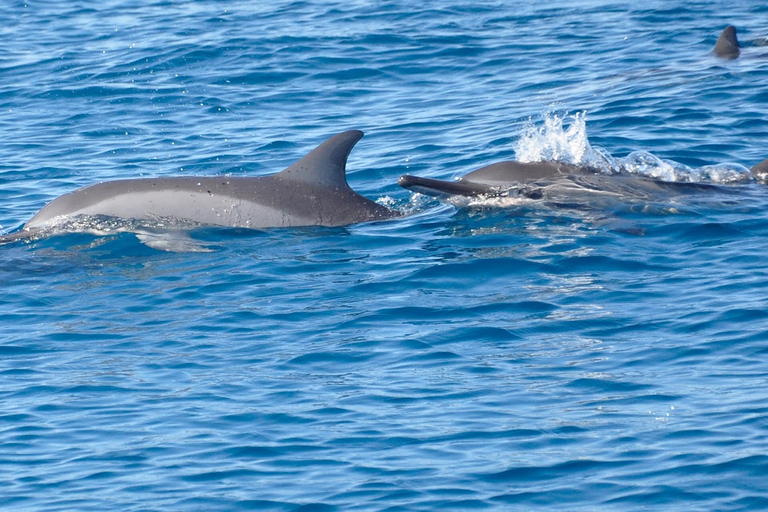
398;158;768;202
399;161;591;200
2;130;398;245
713;25;740;59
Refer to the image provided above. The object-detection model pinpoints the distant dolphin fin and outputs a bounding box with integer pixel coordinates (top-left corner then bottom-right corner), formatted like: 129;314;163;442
714;25;740;59
276;130;363;190
398;174;499;199
751;158;768;181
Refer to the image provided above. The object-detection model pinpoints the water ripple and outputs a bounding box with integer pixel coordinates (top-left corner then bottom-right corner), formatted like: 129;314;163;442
2;0;768;510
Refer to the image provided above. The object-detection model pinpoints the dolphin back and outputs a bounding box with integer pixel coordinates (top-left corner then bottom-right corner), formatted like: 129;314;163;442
270;129;396;224
461;161;582;185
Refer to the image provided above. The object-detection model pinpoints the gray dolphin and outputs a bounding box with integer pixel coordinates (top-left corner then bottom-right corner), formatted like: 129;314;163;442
398;158;768;202
713;25;740;59
2;130;398;245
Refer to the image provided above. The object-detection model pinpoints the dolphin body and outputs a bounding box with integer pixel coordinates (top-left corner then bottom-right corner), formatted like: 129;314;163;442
398;159;768;203
2;130;397;245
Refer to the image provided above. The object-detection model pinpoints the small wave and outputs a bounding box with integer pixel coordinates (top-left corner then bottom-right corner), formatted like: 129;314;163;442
449;194;535;209
622;152;752;184
30;214;205;238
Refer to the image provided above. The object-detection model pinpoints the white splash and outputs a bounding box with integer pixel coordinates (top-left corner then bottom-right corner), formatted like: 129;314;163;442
621;151;697;182
448;194;534;209
699;163;753;184
512;111;754;184
514;111;588;163
376;195;398;208
621;153;752;183
514;111;618;173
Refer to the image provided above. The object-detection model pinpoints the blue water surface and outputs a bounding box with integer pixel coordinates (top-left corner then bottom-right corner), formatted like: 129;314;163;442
2;0;768;510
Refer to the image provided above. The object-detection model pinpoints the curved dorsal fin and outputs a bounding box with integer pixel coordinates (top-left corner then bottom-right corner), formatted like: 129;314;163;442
751;157;768;181
714;25;740;59
277;130;363;190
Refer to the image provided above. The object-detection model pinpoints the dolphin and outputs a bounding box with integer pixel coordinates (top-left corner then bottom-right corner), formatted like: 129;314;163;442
713;25;740;59
399;161;591;200
2;130;398;246
398;158;768;202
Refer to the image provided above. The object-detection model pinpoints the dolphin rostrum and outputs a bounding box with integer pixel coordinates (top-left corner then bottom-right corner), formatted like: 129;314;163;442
399;158;768;202
2;130;398;245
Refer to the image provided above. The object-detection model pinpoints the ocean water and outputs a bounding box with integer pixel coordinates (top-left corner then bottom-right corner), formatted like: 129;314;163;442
2;0;768;510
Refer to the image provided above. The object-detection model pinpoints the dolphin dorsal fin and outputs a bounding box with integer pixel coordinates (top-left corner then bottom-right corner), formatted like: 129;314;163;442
714;25;740;59
751;158;768;181
277;130;363;190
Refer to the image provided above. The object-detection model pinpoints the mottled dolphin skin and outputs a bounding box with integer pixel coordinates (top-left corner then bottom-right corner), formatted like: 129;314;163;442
713;25;740;59
398;158;768;201
3;130;397;243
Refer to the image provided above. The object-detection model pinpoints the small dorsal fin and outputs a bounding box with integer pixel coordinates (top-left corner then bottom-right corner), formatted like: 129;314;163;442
751;158;768;181
714;25;740;59
277;130;363;190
